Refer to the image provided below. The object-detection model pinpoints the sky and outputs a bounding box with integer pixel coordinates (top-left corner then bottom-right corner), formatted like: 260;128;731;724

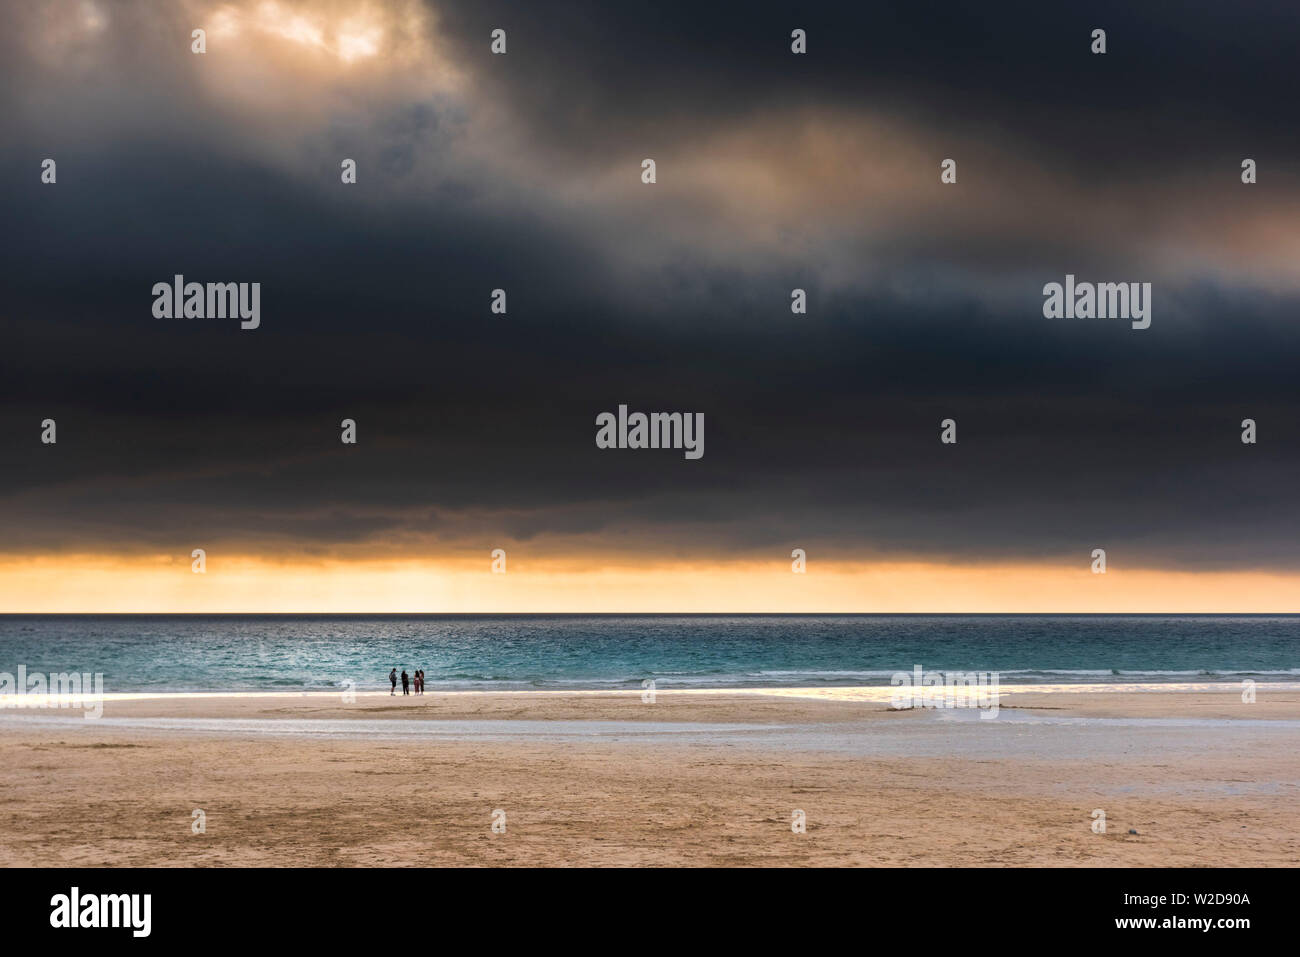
1;0;1297;611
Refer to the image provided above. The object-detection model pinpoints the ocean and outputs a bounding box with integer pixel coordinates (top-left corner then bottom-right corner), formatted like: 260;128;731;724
0;614;1296;694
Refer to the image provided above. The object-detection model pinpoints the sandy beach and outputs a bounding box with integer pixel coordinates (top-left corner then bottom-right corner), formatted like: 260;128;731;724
2;686;1298;867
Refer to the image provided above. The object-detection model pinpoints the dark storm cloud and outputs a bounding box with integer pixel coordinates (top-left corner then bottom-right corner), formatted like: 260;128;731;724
0;0;1297;569
434;0;1300;171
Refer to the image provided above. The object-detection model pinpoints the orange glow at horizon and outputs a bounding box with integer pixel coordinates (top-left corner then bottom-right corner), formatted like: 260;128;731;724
0;555;1295;613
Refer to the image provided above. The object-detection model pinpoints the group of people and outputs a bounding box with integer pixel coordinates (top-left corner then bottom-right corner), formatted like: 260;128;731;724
388;668;427;695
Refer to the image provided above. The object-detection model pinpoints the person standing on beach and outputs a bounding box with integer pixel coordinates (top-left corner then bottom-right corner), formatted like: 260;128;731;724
401;670;410;695
389;668;397;695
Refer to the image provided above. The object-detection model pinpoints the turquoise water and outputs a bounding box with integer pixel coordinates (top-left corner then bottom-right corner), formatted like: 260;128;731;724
0;614;1297;693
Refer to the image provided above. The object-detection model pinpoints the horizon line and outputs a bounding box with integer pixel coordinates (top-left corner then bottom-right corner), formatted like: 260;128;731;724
1;611;1297;617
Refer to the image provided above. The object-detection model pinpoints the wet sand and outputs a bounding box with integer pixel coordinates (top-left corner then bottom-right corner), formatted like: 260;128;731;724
1;686;1297;866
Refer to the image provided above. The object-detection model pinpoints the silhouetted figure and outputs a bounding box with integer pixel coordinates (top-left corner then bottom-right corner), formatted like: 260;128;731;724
389;668;397;695
401;670;410;695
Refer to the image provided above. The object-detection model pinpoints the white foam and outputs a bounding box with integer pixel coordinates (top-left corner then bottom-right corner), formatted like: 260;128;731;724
5;680;1298;709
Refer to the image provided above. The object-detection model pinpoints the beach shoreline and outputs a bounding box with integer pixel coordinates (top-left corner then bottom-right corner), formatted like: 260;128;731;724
4;682;1300;726
4;678;1298;702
